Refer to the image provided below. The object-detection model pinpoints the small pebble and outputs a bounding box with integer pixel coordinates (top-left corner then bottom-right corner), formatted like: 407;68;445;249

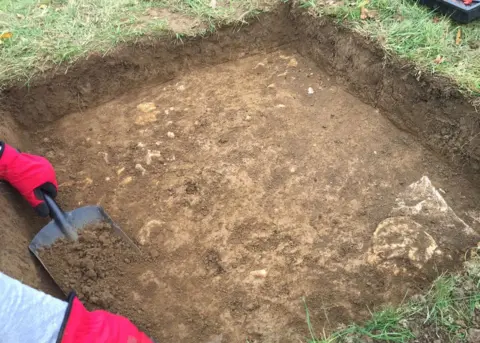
308;87;315;95
167;132;175;139
287;58;298;67
245;115;252;121
120;176;133;185
250;269;268;278
253;62;266;73
135;164;147;176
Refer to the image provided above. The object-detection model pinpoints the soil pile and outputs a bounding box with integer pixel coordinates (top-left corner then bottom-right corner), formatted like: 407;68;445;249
38;223;139;309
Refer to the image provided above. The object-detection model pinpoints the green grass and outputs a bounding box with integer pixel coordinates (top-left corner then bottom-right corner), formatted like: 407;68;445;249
302;0;480;94
2;0;480;93
307;252;480;343
0;0;169;85
160;0;267;28
0;0;269;86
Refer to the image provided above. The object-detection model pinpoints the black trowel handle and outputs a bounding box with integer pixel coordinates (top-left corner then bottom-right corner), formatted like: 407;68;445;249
44;193;78;241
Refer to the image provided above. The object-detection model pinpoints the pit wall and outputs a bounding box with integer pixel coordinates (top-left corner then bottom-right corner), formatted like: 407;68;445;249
0;114;56;291
291;10;480;174
3;5;479;172
0;5;293;127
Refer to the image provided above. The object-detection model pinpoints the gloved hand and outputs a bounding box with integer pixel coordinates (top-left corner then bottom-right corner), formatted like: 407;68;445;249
60;294;155;343
0;141;58;217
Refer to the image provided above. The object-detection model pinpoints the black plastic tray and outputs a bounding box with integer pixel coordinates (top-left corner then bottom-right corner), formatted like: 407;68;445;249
418;0;480;23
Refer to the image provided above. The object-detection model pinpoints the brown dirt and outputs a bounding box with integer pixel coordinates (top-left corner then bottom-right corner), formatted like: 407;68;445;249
0;113;61;295
0;5;293;128
291;9;480;175
0;4;480;343
38;223;140;309
31;48;480;342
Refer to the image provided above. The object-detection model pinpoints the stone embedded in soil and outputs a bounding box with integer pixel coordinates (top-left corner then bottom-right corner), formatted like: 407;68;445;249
250;269;268;278
135;112;158;125
120;176;133;185
370;176;479;272
135;102;159;125
135;163;147;175
137;102;157;113
252;62;266;74
391;176;478;246
145;150;162;165
287;58;298;67
371;217;438;269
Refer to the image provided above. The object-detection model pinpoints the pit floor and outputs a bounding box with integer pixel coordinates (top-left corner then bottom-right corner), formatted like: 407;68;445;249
35;48;480;342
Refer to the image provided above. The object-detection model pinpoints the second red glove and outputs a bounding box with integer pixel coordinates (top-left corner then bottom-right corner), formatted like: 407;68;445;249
59;294;155;343
0;141;58;217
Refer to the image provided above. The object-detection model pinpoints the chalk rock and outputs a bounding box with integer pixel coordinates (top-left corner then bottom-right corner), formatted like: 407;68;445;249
370;176;478;271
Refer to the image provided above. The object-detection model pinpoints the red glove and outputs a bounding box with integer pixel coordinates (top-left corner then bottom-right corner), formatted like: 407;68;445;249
59;295;155;343
0;141;58;217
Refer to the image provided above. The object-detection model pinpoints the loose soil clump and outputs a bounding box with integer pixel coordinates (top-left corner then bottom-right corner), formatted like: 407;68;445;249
38;223;139;310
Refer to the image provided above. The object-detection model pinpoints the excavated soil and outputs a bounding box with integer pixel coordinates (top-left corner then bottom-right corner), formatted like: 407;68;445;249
1;5;480;343
29;48;480;342
38;223;139;309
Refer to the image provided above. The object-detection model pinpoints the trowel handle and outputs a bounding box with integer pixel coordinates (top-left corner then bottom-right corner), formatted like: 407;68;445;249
44;194;78;241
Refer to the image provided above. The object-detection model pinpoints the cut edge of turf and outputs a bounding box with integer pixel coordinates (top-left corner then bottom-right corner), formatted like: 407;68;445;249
297;0;480;96
305;248;480;343
2;0;480;97
0;0;275;89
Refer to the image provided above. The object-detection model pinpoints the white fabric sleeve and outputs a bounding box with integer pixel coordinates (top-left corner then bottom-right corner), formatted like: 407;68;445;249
0;272;68;343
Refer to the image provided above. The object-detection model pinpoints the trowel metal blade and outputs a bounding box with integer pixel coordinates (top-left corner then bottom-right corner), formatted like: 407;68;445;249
29;205;138;292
